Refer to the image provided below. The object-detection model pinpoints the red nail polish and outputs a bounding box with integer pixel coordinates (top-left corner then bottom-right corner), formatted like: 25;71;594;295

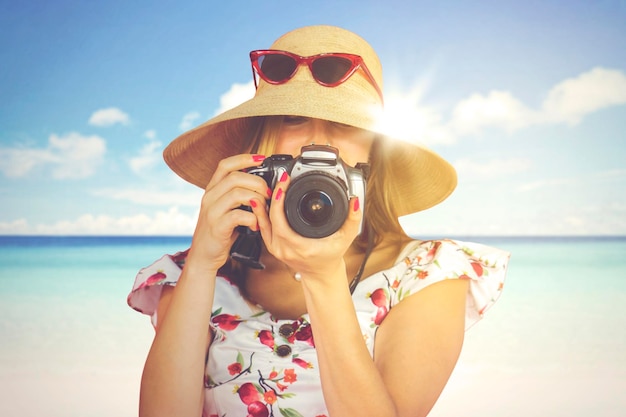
266;188;273;198
279;171;288;183
249;199;257;208
252;154;266;162
353;197;360;212
275;188;283;201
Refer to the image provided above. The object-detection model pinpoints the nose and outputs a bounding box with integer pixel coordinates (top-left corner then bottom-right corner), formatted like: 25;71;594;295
308;119;332;146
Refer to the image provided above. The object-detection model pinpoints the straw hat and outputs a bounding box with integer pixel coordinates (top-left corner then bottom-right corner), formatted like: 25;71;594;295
164;25;456;217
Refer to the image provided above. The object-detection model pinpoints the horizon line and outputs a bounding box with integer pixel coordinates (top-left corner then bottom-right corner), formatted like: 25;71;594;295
1;234;625;239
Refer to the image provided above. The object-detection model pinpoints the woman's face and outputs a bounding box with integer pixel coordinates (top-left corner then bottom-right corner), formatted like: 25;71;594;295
275;117;375;167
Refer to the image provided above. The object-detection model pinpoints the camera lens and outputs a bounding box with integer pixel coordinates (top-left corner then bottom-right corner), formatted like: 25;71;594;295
299;191;333;226
284;172;349;238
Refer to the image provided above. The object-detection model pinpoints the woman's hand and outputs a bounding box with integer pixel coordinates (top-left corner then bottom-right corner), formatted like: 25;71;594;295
251;171;363;281
187;154;270;272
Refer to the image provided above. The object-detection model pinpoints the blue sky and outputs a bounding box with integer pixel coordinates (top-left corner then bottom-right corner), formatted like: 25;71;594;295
1;0;625;236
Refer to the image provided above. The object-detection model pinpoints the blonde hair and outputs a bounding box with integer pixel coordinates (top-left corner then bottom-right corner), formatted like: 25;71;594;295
242;116;284;156
360;138;408;247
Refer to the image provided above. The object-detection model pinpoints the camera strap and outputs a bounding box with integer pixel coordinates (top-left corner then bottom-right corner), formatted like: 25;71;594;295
348;225;375;294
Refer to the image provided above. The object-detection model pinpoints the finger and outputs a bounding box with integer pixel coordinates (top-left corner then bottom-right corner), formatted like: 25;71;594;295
268;169;291;235
226;206;260;232
207;209;256;238
200;167;271;219
338;196;363;237
192;207;257;251
248;196;270;237
202;185;266;220
207;154;267;189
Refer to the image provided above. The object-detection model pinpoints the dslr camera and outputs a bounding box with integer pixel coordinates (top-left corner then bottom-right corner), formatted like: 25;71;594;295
230;144;369;269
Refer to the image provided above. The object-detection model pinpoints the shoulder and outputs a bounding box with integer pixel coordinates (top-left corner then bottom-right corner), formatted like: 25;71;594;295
367;239;510;329
126;249;189;325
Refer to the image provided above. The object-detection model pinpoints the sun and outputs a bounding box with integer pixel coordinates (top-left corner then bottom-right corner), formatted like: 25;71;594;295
372;90;454;146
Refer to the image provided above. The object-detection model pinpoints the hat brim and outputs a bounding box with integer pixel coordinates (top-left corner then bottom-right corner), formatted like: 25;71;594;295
164;85;457;217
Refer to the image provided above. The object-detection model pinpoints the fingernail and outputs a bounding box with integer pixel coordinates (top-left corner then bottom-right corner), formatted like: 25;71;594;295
275;188;283;201
252;154;266;162
353;197;360;212
279;171;288;183
249;199;257;208
266;188;273;198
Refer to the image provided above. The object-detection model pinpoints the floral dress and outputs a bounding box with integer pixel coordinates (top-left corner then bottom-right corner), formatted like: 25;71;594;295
128;239;510;417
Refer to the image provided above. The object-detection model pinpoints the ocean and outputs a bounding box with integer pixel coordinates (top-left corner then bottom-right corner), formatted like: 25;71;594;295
0;236;624;417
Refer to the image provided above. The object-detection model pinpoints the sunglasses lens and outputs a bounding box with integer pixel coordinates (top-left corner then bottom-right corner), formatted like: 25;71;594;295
258;53;298;82
311;56;353;84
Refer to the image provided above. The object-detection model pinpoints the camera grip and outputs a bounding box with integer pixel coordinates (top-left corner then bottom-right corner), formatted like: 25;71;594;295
230;225;265;269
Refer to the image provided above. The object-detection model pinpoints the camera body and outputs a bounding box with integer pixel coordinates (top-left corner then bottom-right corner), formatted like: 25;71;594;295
248;144;369;238
230;145;369;269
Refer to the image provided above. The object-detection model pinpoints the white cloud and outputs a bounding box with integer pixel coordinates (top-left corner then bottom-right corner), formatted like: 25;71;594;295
383;67;626;144
144;129;157;140
449;91;537;136
0;147;55;177
518;169;626;192
177;82;254;132
547;203;626;235
93;187;203;207
0;218;30;234
49;133;107;178
179;111;201;131
0;132;106;179
400;197;626;236
518;177;574;192
213;81;255;116
542;67;626;125
2;207;198;235
129;140;162;174
454;157;532;178
88;107;130;127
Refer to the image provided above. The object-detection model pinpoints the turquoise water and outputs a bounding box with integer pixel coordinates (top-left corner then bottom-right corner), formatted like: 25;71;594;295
0;236;624;417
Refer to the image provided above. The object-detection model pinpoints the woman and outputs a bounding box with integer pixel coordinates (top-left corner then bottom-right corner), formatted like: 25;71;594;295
128;25;509;417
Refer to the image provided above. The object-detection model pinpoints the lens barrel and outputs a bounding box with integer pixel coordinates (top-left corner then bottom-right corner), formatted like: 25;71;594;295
284;172;349;238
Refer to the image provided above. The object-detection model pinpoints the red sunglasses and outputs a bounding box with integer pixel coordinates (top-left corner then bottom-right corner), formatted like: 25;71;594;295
250;50;383;102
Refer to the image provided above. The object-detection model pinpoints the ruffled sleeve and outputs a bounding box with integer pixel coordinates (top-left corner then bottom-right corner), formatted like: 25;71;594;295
127;249;189;327
391;239;509;330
